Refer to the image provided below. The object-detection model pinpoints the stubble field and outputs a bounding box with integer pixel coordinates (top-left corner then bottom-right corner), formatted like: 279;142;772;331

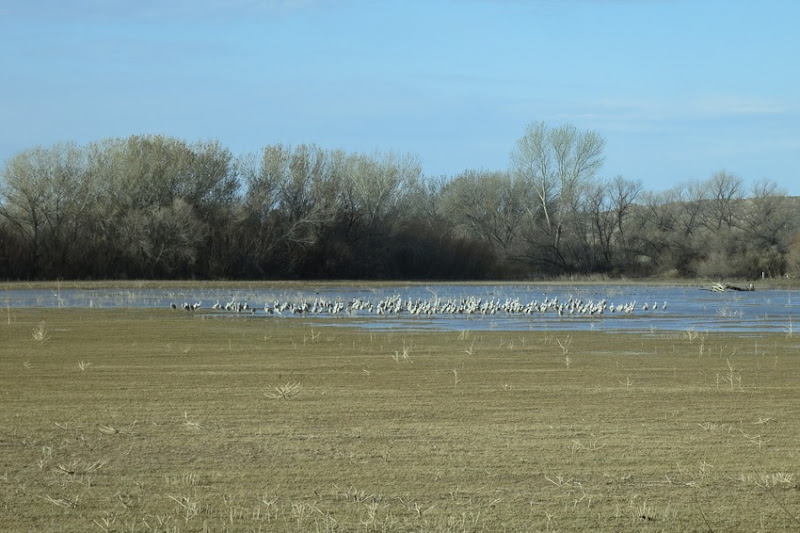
1;307;799;532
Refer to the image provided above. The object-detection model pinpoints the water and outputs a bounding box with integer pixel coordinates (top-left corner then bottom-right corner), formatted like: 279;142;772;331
2;284;798;334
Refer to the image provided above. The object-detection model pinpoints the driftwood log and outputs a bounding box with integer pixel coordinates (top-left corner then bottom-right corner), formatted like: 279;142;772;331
707;282;755;293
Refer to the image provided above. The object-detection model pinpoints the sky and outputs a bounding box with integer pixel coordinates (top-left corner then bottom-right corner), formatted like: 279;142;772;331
2;0;799;195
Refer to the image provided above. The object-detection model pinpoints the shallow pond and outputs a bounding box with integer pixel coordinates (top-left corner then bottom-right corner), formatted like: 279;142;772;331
2;284;798;334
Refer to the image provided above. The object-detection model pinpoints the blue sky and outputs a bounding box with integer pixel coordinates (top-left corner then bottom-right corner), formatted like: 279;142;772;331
2;0;799;195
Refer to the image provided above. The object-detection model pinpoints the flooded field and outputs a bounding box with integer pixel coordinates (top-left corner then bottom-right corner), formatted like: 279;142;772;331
2;283;798;333
3;285;800;532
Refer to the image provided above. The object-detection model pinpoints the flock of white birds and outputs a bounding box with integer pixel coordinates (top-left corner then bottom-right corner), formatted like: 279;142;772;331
171;294;667;318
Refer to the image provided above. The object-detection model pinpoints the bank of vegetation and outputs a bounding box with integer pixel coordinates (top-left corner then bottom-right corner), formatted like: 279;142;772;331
1;122;798;280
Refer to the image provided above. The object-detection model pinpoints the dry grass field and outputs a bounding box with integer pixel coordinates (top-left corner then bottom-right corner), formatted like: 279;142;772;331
1;306;800;532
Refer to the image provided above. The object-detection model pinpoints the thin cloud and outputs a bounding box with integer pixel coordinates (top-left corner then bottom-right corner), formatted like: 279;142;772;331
559;96;795;130
689;95;791;118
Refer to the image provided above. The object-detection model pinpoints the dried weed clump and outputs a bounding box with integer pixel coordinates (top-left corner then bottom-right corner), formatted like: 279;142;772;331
268;381;303;400
31;321;49;342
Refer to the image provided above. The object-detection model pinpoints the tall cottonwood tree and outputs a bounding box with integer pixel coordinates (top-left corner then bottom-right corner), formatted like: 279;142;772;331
700;171;744;233
80;135;239;277
239;145;423;278
743;179;796;249
510;121;605;271
321;151;422;277
740;179;797;277
585;175;641;270
238;144;330;276
607;175;642;267
441;170;527;259
0;143;97;277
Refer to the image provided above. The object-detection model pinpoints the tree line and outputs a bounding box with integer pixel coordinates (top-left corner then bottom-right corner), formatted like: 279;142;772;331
1;124;799;281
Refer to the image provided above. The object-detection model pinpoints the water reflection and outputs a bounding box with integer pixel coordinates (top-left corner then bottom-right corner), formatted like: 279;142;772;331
2;284;798;333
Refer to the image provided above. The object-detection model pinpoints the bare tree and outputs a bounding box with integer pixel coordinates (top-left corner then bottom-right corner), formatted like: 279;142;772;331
407;174;449;232
699;171;744;233
675;172;743;277
627;189;681;275
586;176;642;269
742;179;796;249
441;170;527;259
608;175;642;265
239;144;328;273
741;179;797;277
510;121;605;271
340;152;419;229
0;143;96;277
119;198;206;277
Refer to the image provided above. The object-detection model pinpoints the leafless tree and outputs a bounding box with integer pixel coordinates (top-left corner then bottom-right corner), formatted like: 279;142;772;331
510;121;605;270
441;170;527;260
698;171;744;232
0;143;96;276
